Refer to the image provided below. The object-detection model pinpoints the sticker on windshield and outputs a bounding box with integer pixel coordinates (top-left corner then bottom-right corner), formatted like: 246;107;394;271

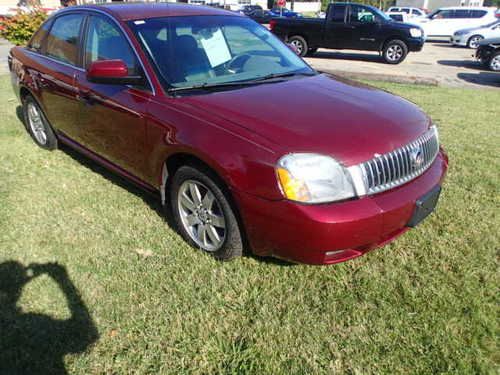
200;29;231;68
134;20;146;25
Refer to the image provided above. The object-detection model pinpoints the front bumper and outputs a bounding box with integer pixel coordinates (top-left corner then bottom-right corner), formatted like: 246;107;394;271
407;37;425;52
235;150;448;265
451;35;467;46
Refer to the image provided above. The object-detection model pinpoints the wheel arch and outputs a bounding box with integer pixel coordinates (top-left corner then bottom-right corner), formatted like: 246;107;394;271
380;36;408;52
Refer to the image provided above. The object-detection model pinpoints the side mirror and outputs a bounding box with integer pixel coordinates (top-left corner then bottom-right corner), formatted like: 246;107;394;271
87;60;144;85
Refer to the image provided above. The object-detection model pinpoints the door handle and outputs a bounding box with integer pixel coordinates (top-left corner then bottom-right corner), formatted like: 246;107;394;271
76;89;94;106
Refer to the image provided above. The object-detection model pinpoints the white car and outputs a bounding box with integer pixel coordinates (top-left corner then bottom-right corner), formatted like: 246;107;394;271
386;11;411;23
413;7;499;39
387;7;426;18
452;21;500;48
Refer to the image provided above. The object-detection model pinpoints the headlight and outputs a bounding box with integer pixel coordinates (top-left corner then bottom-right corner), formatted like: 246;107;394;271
410;28;423;38
276;153;356;203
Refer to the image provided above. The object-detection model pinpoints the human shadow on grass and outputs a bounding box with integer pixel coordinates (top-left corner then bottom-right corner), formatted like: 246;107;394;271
0;261;99;375
15;106;294;266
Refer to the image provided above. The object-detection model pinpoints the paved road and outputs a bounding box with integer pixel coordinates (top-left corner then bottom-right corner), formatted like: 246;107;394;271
0;39;13;75
305;42;500;89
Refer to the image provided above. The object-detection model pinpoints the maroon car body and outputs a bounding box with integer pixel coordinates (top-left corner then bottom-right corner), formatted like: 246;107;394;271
9;3;448;265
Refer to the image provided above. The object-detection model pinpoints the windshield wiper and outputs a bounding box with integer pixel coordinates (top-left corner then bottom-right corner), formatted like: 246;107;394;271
168;71;317;95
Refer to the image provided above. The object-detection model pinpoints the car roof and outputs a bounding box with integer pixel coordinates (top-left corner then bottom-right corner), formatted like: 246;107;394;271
58;2;239;21
436;6;495;10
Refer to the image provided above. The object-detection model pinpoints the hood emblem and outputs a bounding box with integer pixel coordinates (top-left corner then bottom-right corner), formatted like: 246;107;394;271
409;146;424;169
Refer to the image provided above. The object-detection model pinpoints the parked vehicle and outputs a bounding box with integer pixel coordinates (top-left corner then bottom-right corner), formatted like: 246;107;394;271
452;20;500;48
413;7;499;39
9;3;448;265
386;11;410;23
247;9;275;24
270;7;302;18
270;2;425;63
238;4;262;15
387;6;426;18
476;37;500;70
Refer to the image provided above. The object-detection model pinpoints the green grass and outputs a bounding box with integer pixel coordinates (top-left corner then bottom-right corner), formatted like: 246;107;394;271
0;74;498;374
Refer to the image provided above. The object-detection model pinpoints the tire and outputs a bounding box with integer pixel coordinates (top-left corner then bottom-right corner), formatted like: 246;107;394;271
288;35;308;57
169;165;243;261
489;52;500;72
382;39;408;64
306;47;318;56
22;95;57;150
467;35;483;49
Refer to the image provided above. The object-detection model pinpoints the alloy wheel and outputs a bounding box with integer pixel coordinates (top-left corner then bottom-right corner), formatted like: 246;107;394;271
468;36;483;49
27;102;47;145
386;45;403;62
290;39;303;55
177;180;226;252
490;55;500;71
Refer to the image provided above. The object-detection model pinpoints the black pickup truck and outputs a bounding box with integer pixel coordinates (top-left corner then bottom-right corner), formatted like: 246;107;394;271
270;2;425;64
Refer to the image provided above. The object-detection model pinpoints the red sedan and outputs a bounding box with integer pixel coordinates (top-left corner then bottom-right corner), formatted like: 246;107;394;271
9;3;448;265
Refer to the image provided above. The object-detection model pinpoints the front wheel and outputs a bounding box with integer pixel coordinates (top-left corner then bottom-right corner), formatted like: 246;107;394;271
382;40;408;64
489;52;500;71
169;165;243;261
467;35;483;49
288;35;308;57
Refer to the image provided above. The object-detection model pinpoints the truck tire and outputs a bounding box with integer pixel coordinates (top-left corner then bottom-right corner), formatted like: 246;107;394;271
382;39;408;64
288;35;308;57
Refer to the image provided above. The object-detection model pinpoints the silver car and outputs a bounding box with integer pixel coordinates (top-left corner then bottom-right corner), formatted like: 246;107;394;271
452;20;500;48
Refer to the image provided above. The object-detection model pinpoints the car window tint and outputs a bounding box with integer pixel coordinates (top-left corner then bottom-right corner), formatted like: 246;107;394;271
29;19;52;52
471;10;487;18
84;16;139;75
453;9;470;18
45;14;84;65
331;5;346;22
350;5;377;23
432;10;454;19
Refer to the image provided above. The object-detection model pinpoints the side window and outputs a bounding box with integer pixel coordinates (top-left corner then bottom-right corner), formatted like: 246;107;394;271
432;10;455;19
84;16;139;75
471;10;487;18
330;5;346;22
28;19;53;52
453;9;470;18
45;14;84;66
350;5;377;23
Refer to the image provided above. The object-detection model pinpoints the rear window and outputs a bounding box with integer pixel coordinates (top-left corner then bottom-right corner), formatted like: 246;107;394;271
453;9;471;18
471;10;487;18
330;5;346;22
45;14;84;66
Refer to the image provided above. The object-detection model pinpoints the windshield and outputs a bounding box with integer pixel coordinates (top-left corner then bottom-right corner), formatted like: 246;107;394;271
128;16;313;90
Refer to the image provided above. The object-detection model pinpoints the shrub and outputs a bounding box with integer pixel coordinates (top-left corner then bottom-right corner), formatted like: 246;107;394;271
0;9;47;46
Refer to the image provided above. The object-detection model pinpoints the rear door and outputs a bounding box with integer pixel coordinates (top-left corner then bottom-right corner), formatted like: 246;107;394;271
33;13;85;137
324;4;352;49
74;13;151;181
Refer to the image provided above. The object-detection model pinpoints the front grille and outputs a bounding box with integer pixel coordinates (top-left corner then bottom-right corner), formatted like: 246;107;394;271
360;126;439;194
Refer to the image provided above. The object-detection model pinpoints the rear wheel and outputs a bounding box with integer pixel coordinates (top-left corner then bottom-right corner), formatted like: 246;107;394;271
22;95;57;150
467;35;483;49
169;165;243;261
489;52;500;71
288;35;308;57
382;39;408;64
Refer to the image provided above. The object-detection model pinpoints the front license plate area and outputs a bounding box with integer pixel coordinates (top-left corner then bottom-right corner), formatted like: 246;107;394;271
407;186;441;227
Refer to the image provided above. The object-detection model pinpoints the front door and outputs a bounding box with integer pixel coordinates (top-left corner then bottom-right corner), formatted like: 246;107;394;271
74;14;150;181
347;4;382;51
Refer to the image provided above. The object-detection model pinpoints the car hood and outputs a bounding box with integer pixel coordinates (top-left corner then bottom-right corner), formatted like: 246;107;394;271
182;74;431;166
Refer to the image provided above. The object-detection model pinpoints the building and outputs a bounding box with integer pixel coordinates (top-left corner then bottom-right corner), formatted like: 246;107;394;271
395;0;484;10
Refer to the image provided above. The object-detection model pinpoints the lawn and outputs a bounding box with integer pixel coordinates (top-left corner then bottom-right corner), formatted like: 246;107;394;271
0;74;498;374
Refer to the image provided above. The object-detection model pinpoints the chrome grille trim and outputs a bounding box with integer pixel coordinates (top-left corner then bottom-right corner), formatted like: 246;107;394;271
360;126;439;195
